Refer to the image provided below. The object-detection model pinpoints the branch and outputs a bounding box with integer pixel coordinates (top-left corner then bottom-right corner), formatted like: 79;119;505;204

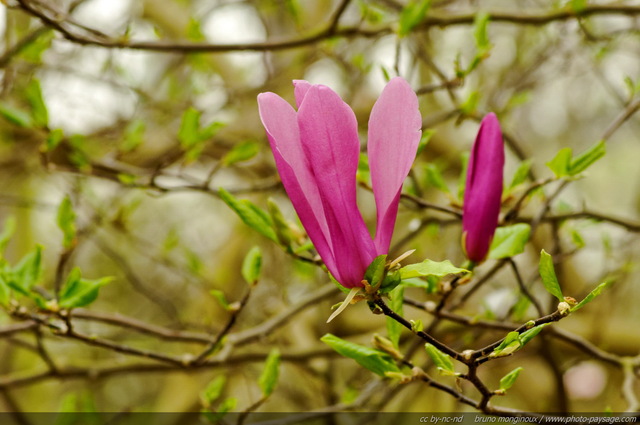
14;1;640;53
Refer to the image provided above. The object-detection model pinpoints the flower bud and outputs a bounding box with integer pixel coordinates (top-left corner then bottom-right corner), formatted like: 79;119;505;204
462;113;505;262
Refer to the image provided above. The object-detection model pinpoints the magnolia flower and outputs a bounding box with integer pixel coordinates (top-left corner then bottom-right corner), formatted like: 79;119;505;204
462;113;505;263
258;78;421;288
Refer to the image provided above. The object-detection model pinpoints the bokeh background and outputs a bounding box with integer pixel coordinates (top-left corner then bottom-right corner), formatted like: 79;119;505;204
0;0;639;417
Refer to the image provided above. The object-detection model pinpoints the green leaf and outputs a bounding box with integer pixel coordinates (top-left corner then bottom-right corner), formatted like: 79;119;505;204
416;129;435;156
571;280;614;312
57;196;77;249
547;148;572;178
258;348;281;397
518;324;548;346
19;30;54;64
492;331;520;357
0;217;16;257
539;250;564;302
473;12;491;54
59;268;112;309
356;152;370;185
210;289;230;310
221;141;259;166
570;0;587;13
398;0;431;37
25;79;49;127
45;129;65;152
424;164;450;194
386;286;404;348
509;160;532;190
569;140;605;175
241;246;262;285
200;376;226;406
267;199;294;249
379;270;402;294
178;107;202;149
0;268;10;306
218;188;277;242
121;120;145;153
425;343;454;374
364;255;387;287
0;103;32;127
10;246;43;295
399;259;468;280
199;121;225;141
460;91;479;115
499;367;523;391
488;224;531;259
321;334;400;377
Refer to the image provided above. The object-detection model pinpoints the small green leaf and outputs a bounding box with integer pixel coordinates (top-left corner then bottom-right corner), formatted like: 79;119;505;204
25;79;49;127
488;224;531;259
258;348;281;397
57;196;77;249
425;343;454;373
461;91;480;115
570;0;587;13
267;199;294;249
547;148;572;177
416;129;435;156
410;319;424;332
59;268;111;309
0;103;32;127
569;140;605;175
45;129;65;152
379;270;402;294
509;160;532;190
539;250;564;302
200;376;226;406
386;286;404;348
218;188;277;242
492;331;520;356
518;324;548;346
364;255;387;287
473;12;491;54
356;153;370;185
399;259;468;280
178;107;202;149
10;246;43;295
321;333;400;377
0;217;16;257
121;120;145;153
499;367;523;391
398;0;431;37
19;30;54;64
221;141;259;166
210;289;230;310
571;280;614;312
424;164;450;194
241;246;262;285
0;268;10;306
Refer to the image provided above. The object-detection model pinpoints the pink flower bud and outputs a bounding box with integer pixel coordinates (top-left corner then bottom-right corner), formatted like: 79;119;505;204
462;113;505;263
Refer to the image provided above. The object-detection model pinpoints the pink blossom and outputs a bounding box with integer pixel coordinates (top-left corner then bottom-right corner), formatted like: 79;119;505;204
462;113;505;263
258;78;421;287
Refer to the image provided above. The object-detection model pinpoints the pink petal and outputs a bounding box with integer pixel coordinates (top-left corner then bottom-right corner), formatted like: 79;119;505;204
368;77;422;254
257;92;337;274
297;85;376;287
293;80;312;110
